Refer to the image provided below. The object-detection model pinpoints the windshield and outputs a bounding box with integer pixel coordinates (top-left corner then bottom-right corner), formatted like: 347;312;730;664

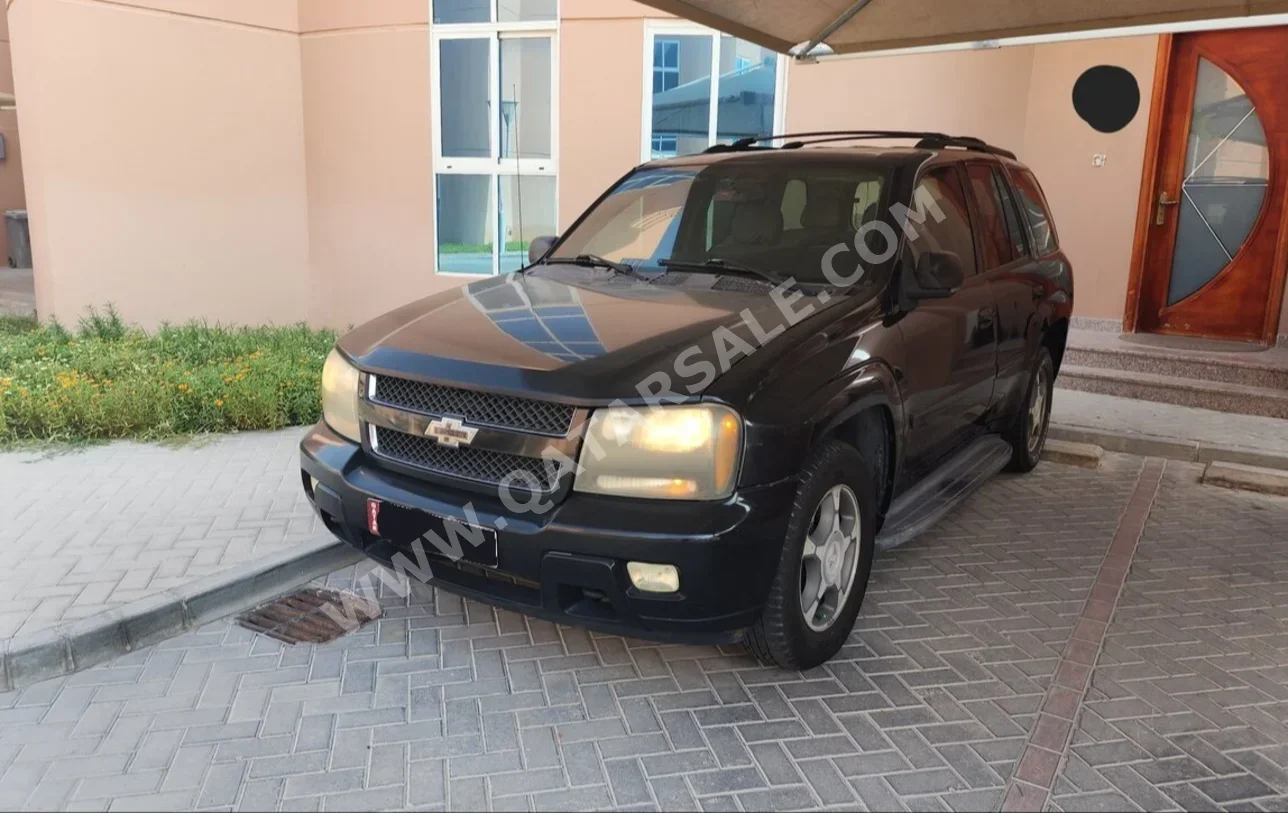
547;161;892;286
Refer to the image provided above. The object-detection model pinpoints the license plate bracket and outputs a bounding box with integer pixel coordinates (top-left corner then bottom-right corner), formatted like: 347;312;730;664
367;499;499;568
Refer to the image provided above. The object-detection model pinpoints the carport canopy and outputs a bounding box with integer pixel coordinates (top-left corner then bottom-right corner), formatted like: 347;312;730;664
629;0;1288;56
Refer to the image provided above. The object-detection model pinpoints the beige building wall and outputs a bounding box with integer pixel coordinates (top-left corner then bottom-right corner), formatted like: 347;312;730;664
4;0;1198;333
1021;36;1159;322
784;46;1039;156
298;2;455;329
0;7;25;267
9;0;311;327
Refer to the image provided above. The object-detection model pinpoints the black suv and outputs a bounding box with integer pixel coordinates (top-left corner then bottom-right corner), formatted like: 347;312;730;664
301;131;1072;669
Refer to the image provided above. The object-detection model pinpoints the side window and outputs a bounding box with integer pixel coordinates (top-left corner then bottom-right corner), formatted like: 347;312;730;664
992;169;1030;260
1011;168;1059;255
966;163;1015;269
908;166;977;276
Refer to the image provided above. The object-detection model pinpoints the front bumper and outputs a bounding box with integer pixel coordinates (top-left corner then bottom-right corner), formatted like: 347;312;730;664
299;422;797;644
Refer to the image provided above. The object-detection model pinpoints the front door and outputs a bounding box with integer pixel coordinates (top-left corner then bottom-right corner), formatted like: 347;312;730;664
1137;27;1288;342
897;164;998;481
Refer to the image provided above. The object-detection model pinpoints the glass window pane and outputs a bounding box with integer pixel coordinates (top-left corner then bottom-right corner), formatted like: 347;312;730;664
1186;58;1269;182
1166;57;1270;305
781;179;807;230
434;0;491;24
651;35;711;158
498;175;556;274
966;164;1015;269
497;0;556;22
1012;169;1058;255
437;175;495;275
499;38;552;160
440;39;491;159
715;36;777;145
992;169;1029;259
908;168;977;277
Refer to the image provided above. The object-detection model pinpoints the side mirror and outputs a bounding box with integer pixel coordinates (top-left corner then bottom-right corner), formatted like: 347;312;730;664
528;235;558;264
906;250;965;299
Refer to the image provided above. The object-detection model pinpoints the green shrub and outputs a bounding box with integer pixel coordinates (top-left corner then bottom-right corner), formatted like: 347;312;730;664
0;307;336;445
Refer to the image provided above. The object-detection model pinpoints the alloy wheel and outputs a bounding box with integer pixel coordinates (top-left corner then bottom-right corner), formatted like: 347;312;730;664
1027;360;1051;457
799;484;862;633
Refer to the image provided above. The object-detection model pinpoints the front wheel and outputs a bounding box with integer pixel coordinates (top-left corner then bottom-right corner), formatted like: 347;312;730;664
1004;346;1055;473
747;440;876;670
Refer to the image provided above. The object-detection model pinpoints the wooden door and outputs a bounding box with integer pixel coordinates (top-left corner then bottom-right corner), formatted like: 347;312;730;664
1135;28;1288;342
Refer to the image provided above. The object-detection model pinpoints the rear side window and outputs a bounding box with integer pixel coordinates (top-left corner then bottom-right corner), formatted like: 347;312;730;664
1011;168;1059;256
966;163;1017;270
992;170;1030;260
907;166;977;276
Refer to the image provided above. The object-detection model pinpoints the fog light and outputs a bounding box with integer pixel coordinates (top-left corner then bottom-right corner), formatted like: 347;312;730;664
627;562;680;593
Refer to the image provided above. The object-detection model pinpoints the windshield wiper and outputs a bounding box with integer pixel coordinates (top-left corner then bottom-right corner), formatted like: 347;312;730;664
544;254;641;278
658;258;787;288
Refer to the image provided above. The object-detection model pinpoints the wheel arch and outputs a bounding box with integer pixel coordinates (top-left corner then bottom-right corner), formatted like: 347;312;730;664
1043;317;1070;375
810;365;903;527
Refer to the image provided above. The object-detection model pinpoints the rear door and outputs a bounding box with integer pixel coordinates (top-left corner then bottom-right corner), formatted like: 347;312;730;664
897;163;999;479
964;161;1037;420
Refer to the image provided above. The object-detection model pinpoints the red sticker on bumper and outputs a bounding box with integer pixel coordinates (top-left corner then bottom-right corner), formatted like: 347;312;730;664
366;499;381;535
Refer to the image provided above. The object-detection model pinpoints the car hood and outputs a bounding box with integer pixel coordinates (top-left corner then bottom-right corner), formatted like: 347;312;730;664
337;270;858;404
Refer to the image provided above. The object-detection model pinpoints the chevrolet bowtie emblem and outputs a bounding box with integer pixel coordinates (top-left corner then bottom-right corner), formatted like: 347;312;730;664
425;416;480;448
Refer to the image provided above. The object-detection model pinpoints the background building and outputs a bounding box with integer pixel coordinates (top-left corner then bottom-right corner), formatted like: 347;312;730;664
6;0;1287;348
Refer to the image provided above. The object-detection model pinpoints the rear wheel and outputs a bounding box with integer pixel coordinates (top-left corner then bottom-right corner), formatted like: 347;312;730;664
1004;346;1055;473
747;440;876;670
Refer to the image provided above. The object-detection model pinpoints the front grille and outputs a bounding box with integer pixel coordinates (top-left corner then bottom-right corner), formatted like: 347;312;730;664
373;427;561;493
373;376;574;437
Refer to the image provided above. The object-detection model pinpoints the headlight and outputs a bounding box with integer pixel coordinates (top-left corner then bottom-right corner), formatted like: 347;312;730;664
575;405;742;500
321;348;361;443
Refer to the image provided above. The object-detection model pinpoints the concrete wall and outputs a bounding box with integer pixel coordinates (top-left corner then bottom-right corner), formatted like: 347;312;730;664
298;2;454;329
784;46;1039;156
9;0;311;327
3;0;1214;334
1021;36;1159;323
559;17;646;227
0;7;26;268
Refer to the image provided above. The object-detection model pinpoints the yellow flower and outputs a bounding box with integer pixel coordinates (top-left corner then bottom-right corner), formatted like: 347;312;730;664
215;399;225;407
177;383;189;392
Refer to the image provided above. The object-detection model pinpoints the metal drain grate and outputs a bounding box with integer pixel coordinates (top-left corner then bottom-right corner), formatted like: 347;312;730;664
236;587;381;644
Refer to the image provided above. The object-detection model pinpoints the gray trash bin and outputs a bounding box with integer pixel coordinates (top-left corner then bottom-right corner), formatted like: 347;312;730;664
5;210;30;268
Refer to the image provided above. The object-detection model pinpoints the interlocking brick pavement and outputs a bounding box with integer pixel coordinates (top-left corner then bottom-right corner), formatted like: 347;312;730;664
0;454;1285;812
0;429;322;639
1050;461;1288;812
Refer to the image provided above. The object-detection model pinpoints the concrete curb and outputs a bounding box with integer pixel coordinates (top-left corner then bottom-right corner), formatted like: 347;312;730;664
1042;439;1104;469
0;539;362;693
1202;461;1288;497
1048;424;1288;472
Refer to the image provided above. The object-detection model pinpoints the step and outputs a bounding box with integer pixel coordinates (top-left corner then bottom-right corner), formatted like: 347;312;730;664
1064;334;1288;390
876;435;1012;551
1057;365;1288;420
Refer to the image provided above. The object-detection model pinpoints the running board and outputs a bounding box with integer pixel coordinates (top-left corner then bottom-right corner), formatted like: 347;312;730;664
876;435;1013;551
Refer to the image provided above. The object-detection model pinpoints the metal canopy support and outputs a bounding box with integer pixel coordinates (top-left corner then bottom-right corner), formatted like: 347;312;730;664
793;0;877;62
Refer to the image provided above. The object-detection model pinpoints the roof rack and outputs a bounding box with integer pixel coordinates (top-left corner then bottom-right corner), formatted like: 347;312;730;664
704;130;1016;160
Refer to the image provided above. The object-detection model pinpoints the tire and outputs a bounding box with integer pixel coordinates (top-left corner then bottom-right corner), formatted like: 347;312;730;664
1003;345;1055;473
746;439;877;670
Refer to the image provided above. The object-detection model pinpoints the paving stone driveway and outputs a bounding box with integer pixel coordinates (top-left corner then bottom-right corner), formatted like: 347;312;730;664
1;454;1286;811
0;430;319;639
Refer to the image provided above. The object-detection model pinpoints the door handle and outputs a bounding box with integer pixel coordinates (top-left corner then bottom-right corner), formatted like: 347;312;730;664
1155;191;1179;226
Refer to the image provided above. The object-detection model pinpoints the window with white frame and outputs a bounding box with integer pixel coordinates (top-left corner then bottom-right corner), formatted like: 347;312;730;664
432;0;558;276
653;39;680;93
643;25;785;162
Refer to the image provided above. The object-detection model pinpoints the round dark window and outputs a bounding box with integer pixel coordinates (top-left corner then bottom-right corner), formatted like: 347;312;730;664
1072;65;1141;133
